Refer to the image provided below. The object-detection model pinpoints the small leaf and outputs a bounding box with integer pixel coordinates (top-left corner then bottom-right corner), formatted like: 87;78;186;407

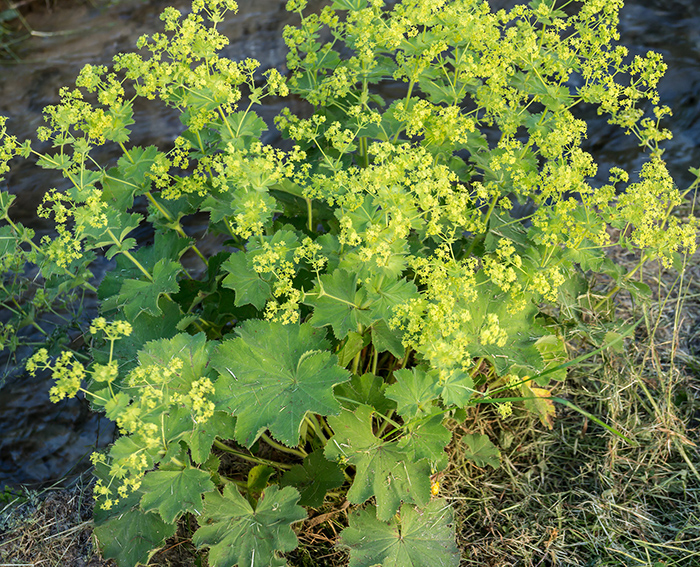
461;433;500;469
221;251;270;310
183;411;237;464
533;334;568;384
438;369;475;408
118;258;181;319
280;449;345;508
337;331;366;368
366;276;419;322
140;466;215;524
247;465;275;496
397;413;451;470
333;372;396;416
521;383;556;429
385;368;439;419
339;500;460;567
192;484;306;567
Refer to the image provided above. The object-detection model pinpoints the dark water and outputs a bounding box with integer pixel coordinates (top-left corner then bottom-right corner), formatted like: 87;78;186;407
0;0;698;488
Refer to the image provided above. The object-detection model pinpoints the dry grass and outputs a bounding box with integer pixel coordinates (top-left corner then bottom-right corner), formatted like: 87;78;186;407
2;254;699;567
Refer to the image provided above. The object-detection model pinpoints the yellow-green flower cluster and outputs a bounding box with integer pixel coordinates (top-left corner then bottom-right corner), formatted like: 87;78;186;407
173;377;216;424
90;317;133;340
27;349;87;402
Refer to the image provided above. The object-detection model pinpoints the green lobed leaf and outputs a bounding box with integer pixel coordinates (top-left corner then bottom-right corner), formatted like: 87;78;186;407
306;268;370;340
221;250;271;310
183;411;237;464
211;319;350;447
333;372;396;416
437;369;476;408
93;479;176;567
365;276;420;323
339;499;460;567
396;413;452;471
336;330;367;368
139;466;215;524
386;368;439;419
371;319;405;360
192;484;306;567
118;258;181;319
325;405;431;521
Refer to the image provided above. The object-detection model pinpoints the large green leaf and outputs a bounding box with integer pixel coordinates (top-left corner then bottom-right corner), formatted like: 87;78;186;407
211;320;350;447
140;465;215;523
325;405;431;521
192;484;306;567
339;500;460;567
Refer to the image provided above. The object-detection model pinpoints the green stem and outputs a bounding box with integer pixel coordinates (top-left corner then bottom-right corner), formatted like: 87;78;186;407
261;433;307;458
305;414;328;444
107;229;153;281
306;198;313;232
212;439;293;470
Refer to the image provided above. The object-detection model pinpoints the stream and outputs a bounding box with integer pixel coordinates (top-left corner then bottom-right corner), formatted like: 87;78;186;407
0;0;698;489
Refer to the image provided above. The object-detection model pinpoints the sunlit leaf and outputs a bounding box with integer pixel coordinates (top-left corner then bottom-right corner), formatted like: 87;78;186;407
325;405;431;521
140;466;214;524
211;319;350;447
386;367;439;419
339;500;460;567
192;484;306;567
306;268;370;340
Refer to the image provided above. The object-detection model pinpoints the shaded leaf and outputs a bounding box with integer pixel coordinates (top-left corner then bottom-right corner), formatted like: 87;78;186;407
461;433;500;469
93;484;176;567
280;449;345;508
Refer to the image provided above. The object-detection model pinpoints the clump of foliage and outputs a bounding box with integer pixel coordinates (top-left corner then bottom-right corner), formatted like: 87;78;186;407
1;0;697;564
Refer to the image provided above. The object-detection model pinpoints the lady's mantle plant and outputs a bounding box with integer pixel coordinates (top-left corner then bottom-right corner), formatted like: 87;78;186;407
1;0;697;564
